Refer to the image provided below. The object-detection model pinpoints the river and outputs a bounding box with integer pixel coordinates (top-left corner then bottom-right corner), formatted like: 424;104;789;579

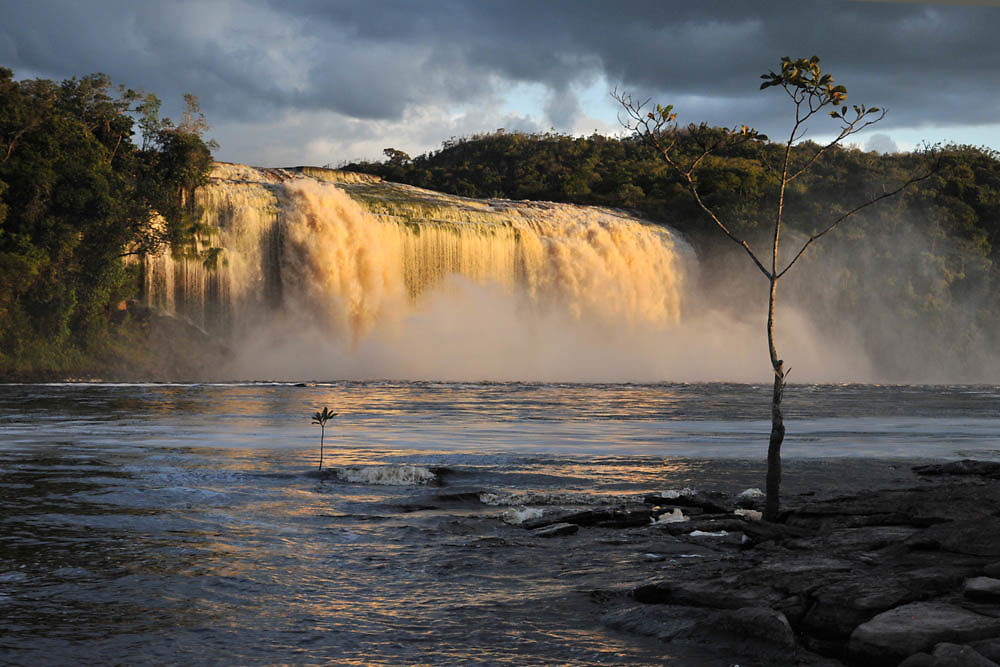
1;382;998;665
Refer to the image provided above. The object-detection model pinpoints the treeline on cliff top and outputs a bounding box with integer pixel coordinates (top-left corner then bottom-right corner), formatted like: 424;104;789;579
0;67;215;378
344;130;999;263
344;130;1000;380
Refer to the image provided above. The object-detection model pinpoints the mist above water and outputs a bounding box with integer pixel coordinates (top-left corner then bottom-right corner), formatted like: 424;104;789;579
143;164;985;383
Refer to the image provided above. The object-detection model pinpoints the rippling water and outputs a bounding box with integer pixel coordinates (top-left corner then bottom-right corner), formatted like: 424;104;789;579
1;382;998;665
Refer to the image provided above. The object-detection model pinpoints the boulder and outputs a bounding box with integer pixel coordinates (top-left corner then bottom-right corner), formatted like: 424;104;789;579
849;601;1000;664
658;517;743;537
972;638;1000;663
918;518;1000;557
929;642;999;667
644;490;730;514
803;576;920;639
603;604;711;642
633;578;784;610
691;606;796;649
735;487;766;508
966;577;1000;603
898;653;935;667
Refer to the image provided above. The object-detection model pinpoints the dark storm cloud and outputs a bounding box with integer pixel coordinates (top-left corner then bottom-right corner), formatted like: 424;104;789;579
263;0;1000;131
2;0;998;161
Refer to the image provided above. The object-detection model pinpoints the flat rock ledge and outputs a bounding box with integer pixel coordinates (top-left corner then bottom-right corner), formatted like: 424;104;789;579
531;460;1000;666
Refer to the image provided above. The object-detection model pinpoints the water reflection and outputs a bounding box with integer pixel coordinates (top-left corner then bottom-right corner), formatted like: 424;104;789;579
1;382;998;663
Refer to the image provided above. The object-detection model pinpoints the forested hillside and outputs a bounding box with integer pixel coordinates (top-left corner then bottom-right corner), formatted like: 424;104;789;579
345;132;1000;381
3;65;999;382
0;68;215;379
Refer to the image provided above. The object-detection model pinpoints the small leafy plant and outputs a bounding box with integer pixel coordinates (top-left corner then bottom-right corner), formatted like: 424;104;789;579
310;406;337;470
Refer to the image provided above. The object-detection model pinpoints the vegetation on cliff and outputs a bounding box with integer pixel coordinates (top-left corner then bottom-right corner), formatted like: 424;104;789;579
344;125;1000;381
0;68;216;379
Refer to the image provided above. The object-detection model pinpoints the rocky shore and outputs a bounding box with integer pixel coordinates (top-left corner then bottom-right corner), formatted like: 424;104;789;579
517;460;1000;666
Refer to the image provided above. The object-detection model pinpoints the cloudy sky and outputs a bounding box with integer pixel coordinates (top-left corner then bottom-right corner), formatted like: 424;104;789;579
3;0;999;166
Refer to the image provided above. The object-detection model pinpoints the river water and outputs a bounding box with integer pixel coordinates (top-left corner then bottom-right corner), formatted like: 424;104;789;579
2;382;998;665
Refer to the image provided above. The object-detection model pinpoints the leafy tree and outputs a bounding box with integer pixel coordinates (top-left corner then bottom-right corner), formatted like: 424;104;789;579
0;67;217;378
383;147;411;165
615;56;932;519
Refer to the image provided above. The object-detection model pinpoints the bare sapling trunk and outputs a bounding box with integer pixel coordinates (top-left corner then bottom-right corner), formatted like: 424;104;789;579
766;278;785;520
767;364;785;520
319;427;325;469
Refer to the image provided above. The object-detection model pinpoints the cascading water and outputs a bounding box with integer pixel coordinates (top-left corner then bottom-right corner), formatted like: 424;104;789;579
141;163;694;380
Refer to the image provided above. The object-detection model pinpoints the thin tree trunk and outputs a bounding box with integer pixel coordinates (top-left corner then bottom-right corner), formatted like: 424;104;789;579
765;277;785;521
319;428;325;469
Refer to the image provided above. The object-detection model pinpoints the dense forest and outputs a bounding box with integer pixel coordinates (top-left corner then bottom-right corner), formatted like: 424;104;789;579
344;131;1000;381
0;67;216;379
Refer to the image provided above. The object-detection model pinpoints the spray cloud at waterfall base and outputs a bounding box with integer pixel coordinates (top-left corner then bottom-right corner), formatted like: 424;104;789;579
142;164;876;383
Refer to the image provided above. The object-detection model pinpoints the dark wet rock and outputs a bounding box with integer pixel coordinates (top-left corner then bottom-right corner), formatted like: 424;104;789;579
785;525;919;553
521;513;571;530
524;507;653;530
784;482;1000;532
735;487;766;509
643;490;730;514
604;604;835;665
967;578;1000;602
691;606;796;649
848;601;1000;665
432;490;483;503
597;509;653;528
972;637;1000;662
596;473;1000;663
396;503;439;513
755;554;855;587
532;522;578;538
657;516;744;537
929;642;1000;667
898;652;935;667
603;604;711;642
735;518;815;545
917;518;1000;557
802;575;920;640
914;459;1000;478
797;563;976;642
653;513;810;546
633;577;785;610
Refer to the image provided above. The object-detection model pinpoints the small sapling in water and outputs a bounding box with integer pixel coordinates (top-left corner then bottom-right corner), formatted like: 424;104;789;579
311;406;337;469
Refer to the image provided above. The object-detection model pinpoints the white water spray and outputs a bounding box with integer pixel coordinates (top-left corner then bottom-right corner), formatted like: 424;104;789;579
143;164;874;382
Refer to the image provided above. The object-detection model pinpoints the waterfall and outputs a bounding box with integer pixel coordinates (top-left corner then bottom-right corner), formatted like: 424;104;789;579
142;163;694;380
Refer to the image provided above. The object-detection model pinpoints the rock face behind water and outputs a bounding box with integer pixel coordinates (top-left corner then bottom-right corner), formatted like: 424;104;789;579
584;462;1000;666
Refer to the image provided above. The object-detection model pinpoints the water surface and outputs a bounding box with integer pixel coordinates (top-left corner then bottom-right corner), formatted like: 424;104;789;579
1;382;997;664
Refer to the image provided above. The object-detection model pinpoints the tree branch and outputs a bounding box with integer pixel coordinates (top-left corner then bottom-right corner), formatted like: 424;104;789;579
786;109;887;183
613;89;772;278
2;125;32;163
776;165;937;279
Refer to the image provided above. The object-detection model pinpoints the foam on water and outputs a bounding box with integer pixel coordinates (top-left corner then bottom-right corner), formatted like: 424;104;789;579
501;507;545;525
478;490;637;507
325;464;439;485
